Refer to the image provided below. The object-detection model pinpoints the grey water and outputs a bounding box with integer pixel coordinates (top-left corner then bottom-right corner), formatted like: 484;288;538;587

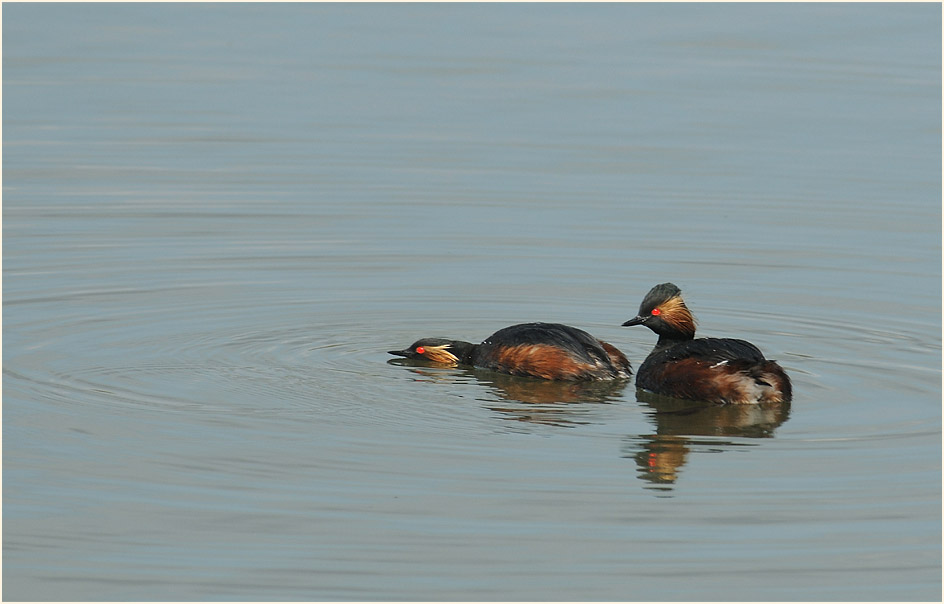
3;3;940;601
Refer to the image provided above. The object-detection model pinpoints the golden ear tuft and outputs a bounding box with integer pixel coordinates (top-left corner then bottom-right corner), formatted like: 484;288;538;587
659;295;697;334
421;344;460;366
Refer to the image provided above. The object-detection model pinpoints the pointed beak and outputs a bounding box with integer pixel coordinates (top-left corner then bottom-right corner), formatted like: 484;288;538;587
388;349;412;357
622;315;646;327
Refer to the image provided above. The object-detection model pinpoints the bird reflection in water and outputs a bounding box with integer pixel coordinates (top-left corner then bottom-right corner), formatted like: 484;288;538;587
625;389;791;493
388;357;790;488
476;371;630;427
387;357;629;427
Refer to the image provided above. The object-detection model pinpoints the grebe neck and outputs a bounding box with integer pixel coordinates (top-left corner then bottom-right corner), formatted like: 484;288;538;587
449;341;478;364
654;331;695;352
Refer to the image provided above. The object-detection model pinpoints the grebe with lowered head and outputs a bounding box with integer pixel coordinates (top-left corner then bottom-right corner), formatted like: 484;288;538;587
389;322;632;381
622;283;791;404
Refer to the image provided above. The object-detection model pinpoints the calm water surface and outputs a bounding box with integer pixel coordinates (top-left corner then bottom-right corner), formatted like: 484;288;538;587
4;4;941;601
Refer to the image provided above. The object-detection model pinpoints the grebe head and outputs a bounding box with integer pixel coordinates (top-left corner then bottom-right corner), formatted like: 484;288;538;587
388;338;469;366
622;282;696;340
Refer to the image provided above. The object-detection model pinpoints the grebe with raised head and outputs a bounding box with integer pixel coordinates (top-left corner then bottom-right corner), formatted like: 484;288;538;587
622;283;791;404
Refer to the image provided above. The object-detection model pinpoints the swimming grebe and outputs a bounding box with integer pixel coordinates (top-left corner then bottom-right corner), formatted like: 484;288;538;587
622;283;792;404
389;322;632;381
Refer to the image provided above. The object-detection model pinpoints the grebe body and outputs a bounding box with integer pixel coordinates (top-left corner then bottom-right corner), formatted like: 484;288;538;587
622;283;791;404
389;322;632;381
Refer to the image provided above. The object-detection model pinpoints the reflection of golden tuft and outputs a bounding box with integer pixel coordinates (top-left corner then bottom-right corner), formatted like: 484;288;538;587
636;436;689;484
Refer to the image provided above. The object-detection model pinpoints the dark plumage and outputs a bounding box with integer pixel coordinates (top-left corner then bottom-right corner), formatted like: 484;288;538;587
389;322;632;381
623;283;791;404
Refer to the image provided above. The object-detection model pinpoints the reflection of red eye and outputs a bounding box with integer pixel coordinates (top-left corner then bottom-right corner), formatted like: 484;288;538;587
651;308;661;316
415;346;426;354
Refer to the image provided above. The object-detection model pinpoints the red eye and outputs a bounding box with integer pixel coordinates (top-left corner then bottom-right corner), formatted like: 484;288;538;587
651;308;661;316
415;346;426;354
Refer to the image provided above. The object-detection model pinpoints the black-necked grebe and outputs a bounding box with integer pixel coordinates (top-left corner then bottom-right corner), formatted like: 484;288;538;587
389;322;632;381
622;283;792;404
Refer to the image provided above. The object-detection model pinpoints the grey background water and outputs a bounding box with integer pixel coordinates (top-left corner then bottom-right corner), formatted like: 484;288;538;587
3;3;941;601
